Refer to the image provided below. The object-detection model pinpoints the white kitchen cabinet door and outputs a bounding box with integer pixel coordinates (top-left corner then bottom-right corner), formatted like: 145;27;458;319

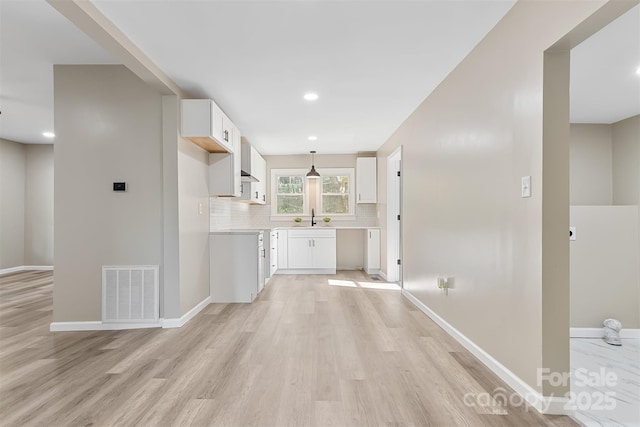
312;237;337;269
287;237;313;269
277;230;288;269
254;152;267;204
364;229;381;274
232;124;242;197
356;157;377;203
270;231;278;276
221;112;234;149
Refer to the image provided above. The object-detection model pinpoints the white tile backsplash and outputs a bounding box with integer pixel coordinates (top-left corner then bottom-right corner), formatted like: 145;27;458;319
210;198;378;231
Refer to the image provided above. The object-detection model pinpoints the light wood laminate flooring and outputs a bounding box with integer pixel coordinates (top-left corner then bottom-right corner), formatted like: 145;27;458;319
0;270;576;426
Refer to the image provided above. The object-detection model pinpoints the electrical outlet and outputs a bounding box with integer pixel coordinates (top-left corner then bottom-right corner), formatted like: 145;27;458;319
521;176;531;198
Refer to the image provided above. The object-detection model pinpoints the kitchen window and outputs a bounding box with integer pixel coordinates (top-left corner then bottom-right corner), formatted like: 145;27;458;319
273;171;305;215
271;168;355;218
319;169;354;216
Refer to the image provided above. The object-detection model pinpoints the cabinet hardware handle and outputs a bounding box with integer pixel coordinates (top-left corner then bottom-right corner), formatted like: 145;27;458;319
313;239;315;247
255;191;258;199
369;231;371;239
358;194;361;201
263;194;266;202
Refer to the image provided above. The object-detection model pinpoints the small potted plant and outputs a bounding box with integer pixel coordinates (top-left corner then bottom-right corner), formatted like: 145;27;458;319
293;217;302;226
323;217;331;226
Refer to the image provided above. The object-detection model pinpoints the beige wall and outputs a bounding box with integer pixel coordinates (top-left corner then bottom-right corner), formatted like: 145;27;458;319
25;144;54;265
336;229;365;270
612;115;639;205
53;65;164;322
570;206;639;328
569;116;639;329
376;0;613;395
612;115;640;325
0;139;26;269
177;136;210;315
570;124;612;205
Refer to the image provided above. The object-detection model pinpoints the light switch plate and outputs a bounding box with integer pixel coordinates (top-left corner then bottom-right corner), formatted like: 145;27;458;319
521;176;531;198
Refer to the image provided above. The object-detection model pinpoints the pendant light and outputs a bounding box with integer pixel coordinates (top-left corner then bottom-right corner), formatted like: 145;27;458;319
306;150;320;178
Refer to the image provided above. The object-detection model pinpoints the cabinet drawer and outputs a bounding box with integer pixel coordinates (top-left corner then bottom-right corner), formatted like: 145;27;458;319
287;229;336;238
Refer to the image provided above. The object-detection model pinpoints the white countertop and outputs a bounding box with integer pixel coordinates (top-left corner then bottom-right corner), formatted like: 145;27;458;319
210;229;265;235
273;226;380;230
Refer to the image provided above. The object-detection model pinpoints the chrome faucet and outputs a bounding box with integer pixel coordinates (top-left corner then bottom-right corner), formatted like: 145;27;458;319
311;208;317;227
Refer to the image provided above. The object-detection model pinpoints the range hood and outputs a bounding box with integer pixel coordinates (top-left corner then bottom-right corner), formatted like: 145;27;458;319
241;141;261;183
241;170;259;182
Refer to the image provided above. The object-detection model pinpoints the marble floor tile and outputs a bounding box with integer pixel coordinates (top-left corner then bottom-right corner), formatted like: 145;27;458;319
570;338;640;427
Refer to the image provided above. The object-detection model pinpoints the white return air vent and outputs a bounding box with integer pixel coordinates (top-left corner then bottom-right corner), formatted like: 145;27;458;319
102;266;159;324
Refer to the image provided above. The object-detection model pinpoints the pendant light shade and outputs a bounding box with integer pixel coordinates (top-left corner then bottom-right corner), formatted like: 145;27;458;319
306;150;320;178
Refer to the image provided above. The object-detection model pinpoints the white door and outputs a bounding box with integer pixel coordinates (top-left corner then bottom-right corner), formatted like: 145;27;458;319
312;237;337;269
287;237;313;269
387;147;402;283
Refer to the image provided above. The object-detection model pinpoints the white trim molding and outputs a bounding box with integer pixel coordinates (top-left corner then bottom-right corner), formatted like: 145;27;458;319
0;265;53;275
161;296;211;328
49;296;211;332
50;321;160;332
570;327;640;339
401;289;570;415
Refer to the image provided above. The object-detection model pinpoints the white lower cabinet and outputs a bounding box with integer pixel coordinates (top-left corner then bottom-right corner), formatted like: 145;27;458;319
210;232;264;303
269;230;278;277
364;228;381;274
278;228;336;274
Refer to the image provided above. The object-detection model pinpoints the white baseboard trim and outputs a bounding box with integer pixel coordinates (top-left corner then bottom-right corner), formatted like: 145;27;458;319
49;296;211;332
0;265;53;275
378;271;388;281
50;321;160;332
401;289;569;415
570;327;640;339
276;268;337;275
162;296;211;329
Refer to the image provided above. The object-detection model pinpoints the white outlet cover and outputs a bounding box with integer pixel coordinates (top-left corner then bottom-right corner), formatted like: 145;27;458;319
521;176;532;198
569;226;576;241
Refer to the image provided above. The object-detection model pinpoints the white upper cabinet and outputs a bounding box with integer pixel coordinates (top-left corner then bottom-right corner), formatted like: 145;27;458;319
181;99;233;153
239;142;267;204
356;157;377;203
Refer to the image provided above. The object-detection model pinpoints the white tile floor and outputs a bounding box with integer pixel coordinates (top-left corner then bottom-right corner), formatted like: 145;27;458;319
570;338;640;427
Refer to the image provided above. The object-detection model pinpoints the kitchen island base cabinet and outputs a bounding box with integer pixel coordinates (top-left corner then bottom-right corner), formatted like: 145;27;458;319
209;232;264;303
278;228;336;274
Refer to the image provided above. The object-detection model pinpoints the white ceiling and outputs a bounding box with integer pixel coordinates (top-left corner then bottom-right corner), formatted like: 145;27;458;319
91;0;516;155
0;0;117;145
1;1;638;151
570;4;640;124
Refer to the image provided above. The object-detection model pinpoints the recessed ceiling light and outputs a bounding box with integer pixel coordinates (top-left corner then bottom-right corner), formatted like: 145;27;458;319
636;66;640;75
308;136;318;141
303;92;318;101
42;131;55;138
